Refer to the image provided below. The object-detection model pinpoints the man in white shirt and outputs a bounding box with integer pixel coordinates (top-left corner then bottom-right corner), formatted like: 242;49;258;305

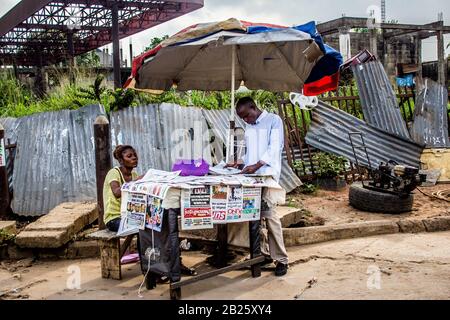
227;97;289;276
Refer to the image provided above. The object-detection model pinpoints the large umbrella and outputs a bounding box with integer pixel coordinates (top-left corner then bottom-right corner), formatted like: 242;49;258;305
126;18;342;162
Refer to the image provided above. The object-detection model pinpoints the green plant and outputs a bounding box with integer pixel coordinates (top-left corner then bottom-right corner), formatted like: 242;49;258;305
298;183;318;195
109;88;136;111
0;230;15;245
76;51;101;68
312;152;347;179
76;74;107;102
143;35;169;52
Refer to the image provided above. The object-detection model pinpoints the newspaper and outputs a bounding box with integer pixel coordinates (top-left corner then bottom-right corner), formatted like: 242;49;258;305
145;196;164;232
121;181;171;199
0;139;5;167
234;175;283;189
209;161;241;175
140;168;181;183
181;186;213;230
211;185;228;224
226;186;244;222
242;187;262;221
117;192;146;236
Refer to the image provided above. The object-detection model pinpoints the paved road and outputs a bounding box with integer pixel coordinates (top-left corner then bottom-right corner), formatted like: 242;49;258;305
1;231;450;300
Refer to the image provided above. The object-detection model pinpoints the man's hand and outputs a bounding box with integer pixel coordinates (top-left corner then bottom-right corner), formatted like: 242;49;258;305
241;161;265;175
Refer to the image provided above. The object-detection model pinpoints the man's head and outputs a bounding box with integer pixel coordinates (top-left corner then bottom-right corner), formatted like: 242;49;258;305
236;97;262;125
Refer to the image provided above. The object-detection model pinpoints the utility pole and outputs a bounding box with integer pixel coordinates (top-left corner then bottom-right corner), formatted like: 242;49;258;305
381;0;386;23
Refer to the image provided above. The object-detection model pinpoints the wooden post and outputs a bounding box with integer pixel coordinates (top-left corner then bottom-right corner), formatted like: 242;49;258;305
94;115;112;230
216;224;228;268
249;220;261;277
415;34;423;79
370;29;378;57
437;30;446;87
0;124;10;216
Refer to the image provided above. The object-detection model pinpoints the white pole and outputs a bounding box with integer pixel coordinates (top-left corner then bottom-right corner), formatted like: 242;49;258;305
231;44;236;121
226;45;237;164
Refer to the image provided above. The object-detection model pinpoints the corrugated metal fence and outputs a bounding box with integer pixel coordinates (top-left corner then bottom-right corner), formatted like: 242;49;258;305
410;79;450;148
110;103;212;173
2;103;301;216
10;105;104;216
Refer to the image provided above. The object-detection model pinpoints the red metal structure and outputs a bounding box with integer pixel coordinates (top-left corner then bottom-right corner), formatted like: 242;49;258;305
0;0;204;87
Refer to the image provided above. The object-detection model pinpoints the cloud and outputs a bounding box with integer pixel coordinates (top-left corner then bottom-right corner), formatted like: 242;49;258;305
1;0;449;62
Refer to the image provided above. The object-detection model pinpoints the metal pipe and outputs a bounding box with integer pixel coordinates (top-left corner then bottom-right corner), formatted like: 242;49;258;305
111;2;121;89
67;31;75;85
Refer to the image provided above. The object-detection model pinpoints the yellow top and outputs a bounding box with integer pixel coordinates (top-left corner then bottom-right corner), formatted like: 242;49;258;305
103;167;138;224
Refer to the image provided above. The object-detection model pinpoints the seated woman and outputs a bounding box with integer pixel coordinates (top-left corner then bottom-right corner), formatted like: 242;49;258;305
103;145;140;232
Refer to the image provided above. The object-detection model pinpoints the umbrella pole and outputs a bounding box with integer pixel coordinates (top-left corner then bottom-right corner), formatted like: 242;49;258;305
227;45;236;164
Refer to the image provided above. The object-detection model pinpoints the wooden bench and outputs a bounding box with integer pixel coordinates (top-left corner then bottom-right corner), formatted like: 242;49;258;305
86;229;138;280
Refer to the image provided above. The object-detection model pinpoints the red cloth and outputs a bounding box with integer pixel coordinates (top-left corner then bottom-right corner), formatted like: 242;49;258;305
303;72;340;96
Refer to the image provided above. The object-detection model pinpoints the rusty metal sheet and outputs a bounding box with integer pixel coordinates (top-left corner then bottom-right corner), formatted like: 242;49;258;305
352;60;411;139
11;105;104;216
410;78;450;148
305;101;424;168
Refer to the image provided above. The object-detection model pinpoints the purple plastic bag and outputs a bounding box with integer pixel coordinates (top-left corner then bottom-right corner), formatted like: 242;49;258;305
172;159;209;176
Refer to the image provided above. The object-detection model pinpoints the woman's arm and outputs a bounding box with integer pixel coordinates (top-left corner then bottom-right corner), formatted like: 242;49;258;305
110;181;122;199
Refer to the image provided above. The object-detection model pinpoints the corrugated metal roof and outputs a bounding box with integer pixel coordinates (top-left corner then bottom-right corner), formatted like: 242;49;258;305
11;105;104;216
352;61;411;139
110;103;212;174
305;101;424;168
410;79;450;148
0;117;19;143
202;108;303;192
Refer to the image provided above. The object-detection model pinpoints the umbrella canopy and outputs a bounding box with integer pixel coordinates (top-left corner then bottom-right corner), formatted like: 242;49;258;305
126;18;343;95
125;18;343;164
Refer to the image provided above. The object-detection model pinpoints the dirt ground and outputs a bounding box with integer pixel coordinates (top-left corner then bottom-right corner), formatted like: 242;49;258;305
286;184;450;226
1;231;450;300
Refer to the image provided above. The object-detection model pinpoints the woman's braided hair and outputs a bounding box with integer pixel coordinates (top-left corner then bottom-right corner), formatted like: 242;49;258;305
113;145;135;161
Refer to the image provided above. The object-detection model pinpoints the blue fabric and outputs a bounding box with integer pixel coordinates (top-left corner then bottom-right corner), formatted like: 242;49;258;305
248;21;343;82
396;74;415;87
248;21;326;53
306;44;344;83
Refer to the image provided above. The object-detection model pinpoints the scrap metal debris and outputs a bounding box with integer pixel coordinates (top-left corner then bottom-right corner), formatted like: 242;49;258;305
305;101;424;168
410;78;450;148
294;277;318;300
352;60;411;140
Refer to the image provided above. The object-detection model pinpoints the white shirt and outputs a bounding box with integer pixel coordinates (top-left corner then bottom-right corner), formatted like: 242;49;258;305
243;110;284;182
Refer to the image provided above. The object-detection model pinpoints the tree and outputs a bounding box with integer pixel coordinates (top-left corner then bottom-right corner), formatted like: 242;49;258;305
143;35;169;52
76;51;100;68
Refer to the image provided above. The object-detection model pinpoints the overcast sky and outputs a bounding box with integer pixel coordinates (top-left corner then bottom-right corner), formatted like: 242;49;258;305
1;0;449;63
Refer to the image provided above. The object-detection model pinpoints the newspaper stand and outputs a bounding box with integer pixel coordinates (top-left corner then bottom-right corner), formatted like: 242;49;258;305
120;171;273;300
140;185;264;300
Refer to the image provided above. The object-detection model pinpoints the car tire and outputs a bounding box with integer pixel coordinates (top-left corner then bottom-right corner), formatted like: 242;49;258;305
349;182;414;214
